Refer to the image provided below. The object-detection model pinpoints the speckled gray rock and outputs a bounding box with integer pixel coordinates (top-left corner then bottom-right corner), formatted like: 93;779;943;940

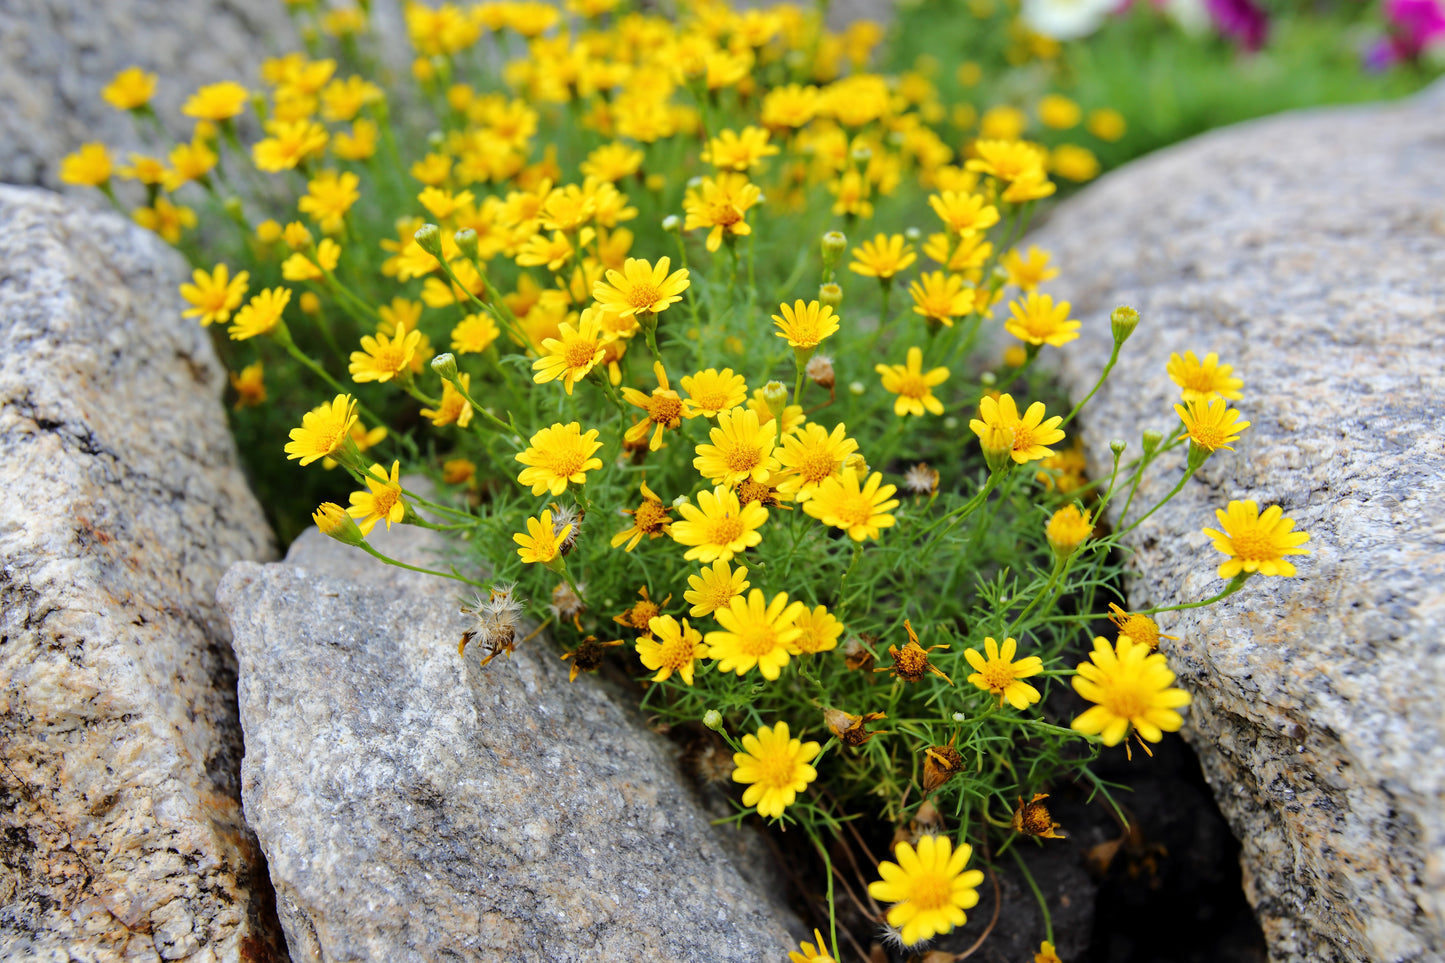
0;186;281;960
218;523;801;963
1029;81;1445;963
0;0;298;189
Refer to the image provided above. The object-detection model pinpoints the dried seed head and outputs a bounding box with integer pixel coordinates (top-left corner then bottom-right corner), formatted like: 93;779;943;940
843;636;876;672
805;352;835;389
560;636;623;682
1011;793;1065;839
823;707;887;747
922;742;964;793
903;462;939;496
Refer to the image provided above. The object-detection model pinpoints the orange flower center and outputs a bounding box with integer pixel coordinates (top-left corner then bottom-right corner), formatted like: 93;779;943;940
1189;422;1226;450
753;742;797;787
541;446;586;477
708;513;745;546
723;442;763;474
634;500;669;533
646;392;682;424
563;339;600;369
736;622;779;656
904;869;953;911
895;372;929;400
797;449;837;483
627;282;660;310
1100;678;1150;720
625;601;660;628
980;660;1015;693
1228;527;1279;562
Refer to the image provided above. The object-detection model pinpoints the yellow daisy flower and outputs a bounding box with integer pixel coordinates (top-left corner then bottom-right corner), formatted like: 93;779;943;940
1202;500;1311;579
637;615;706;685
1006;292;1081;347
964;636;1044;709
876;346;950;417
1167;350;1244;402
849;233;916;280
299;169;360;234
182;81;249;121
228;287;291;341
1175;397;1250;453
792;604;843;654
731;721;819;818
684;559;750;616
965;139;1049;183
102;67;157;111
707;589;805;680
592;256;690;318
682;173;761;253
772;300;840;349
1046;504;1094;558
133;198;197;244
515;509;571;565
774;422;859;502
867;835;985;947
909;271;973;327
346;461;407;535
515;422;604;496
969;394;1065;464
229;362;266;409
451;313;501;354
532;308;613;395
611;481;672;551
252;119;328;172
803;471;899;541
681;368;749;419
1003;245;1061;291
284;394;358;466
671;485;768;563
621;360;685;451
1071;635;1192;746
59;143;113;187
180;263;249;327
928;190;999;235
1107;603;1176;651
693;406;780;487
349;319;422;383
700;126;779;172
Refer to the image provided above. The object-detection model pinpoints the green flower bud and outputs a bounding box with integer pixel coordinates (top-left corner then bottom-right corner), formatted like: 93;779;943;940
1142;428;1164;458
453;228;478;260
312;502;365;546
761;381;789;420
413;223;443;259
1111;305;1140;346
1110;438;1127;456
820;231;847;270
703;709;724;731
431;352;459;382
818;281;843;310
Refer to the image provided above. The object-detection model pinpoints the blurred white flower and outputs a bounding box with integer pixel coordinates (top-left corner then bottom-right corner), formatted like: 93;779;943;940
1021;0;1119;40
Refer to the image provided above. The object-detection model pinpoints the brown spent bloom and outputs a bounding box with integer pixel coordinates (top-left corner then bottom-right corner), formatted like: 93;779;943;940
613;585;670;634
843;636;877;672
736;478;785;508
922;735;964;793
875;619;953;685
824;707;888;747
1012;793;1066;839
560;637;624;682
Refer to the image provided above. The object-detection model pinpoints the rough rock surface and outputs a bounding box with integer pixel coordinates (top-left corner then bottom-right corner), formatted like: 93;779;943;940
218;523;801;963
0;0;297;189
0;186;281;959
1029;82;1445;963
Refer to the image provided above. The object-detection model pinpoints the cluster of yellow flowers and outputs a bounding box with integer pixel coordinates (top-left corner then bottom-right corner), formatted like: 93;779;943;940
63;1;1310;957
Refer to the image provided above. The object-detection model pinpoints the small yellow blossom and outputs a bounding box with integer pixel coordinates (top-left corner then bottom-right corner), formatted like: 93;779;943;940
731;721;819;817
299;170;360;233
514;509;571;565
1072;635;1192;746
684;559;750;616
964;636;1043;709
611;481;673;550
349;320;422;383
133;198;196;243
969;394;1065;464
180;263;249;327
681;368;748;419
102;67;157;111
183;81;249;121
707;589;809;680
1176;397;1250;453
347;461;408;535
701;126;779;172
1006;292;1080;347
592;256;690;318
772;300;839;349
515;422;604;496
229;362;266;409
671;485;768;563
621;360;685;451
803;471;899;541
284;394;358;466
1167;350;1244;402
1002;245;1060;291
637;615;706;685
451;313;501;354
228;287;291;341
876;346;949;417
849;233;917;280
693;406;780;486
420;373;474;428
909;271;973;327
1202;500;1311;579
868;835;985;946
533;309;613;395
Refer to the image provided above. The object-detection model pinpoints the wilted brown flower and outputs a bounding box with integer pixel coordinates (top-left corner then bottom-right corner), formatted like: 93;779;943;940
1011;793;1065;839
823;707;888;746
